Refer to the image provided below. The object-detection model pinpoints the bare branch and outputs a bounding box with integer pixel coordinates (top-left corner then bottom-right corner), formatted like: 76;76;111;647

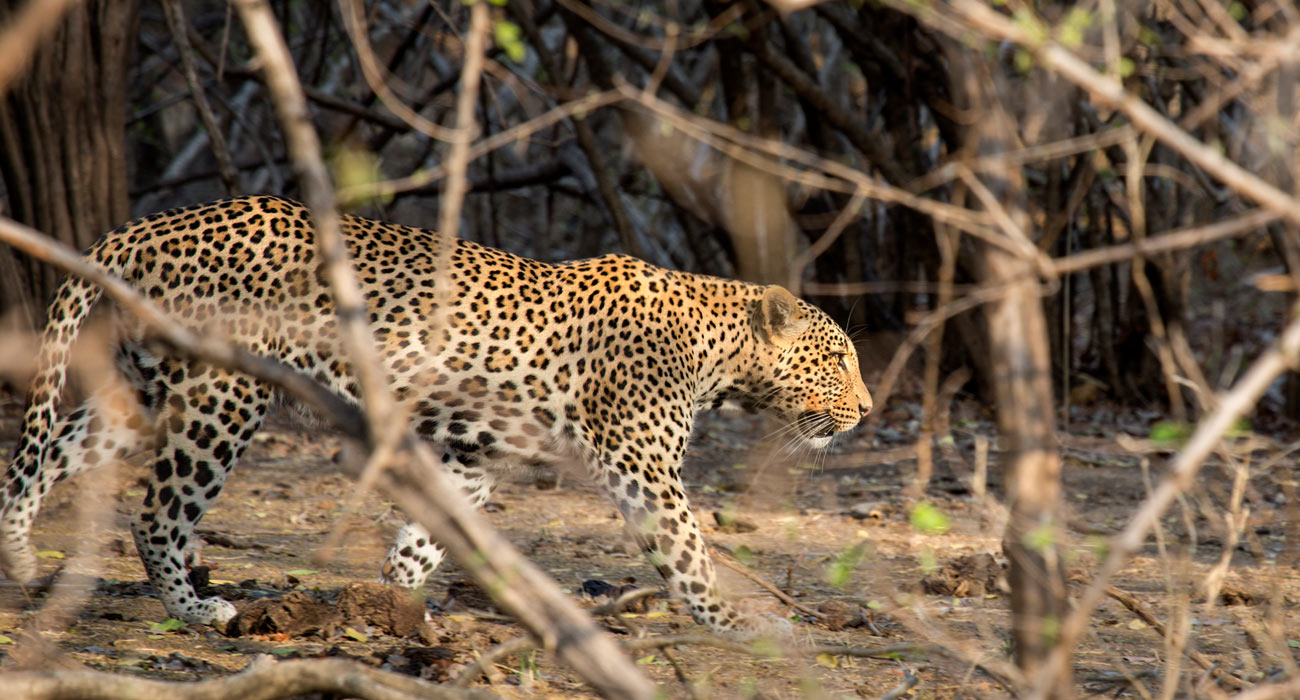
2;655;498;700
161;0;239;194
437;1;490;240
0;0;79;94
902;0;1300;228
1033;315;1300;698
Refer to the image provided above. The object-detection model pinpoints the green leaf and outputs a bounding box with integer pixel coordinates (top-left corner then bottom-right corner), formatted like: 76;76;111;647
150;618;186;633
1086;535;1110;561
1058;7;1093;49
909;502;951;535
732;545;755;567
1024;522;1057;553
826;542;870;588
1288;640;1300;649
285;569;318;577
343;627;368;643
1138;24;1160;47
1012;8;1048;45
331;145;387;207
1013;49;1034;75
268;648;298;656
493;21;526;64
636;654;657;665
35;550;64;559
1228;2;1247;21
1149;420;1191;446
0;634;14;644
1225;417;1252;440
918;548;939;575
1117;57;1135;78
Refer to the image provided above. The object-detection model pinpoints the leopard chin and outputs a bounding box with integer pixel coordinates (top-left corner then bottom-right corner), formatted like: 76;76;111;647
807;435;833;449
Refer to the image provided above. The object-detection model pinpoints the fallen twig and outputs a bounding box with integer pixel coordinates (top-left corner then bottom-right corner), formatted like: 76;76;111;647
452;637;534;688
2;655;498;700
710;545;827;620
1091;580;1243;689
877;669;920;700
453;587;662;687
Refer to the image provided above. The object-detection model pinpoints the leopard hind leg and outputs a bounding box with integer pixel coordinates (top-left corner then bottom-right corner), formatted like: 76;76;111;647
379;446;496;591
0;346;158;583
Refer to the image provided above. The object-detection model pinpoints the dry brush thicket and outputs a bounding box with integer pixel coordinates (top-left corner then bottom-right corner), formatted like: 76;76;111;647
1;0;1300;698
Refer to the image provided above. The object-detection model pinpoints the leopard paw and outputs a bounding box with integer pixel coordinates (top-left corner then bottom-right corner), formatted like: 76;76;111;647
0;540;37;584
717;612;795;642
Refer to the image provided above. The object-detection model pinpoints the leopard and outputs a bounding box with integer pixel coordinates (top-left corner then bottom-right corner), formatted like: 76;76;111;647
0;194;871;640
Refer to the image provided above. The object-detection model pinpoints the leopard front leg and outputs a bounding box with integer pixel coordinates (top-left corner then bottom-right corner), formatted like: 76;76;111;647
599;459;793;641
131;360;270;628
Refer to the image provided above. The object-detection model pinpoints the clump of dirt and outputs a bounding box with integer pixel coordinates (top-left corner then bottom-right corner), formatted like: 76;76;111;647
816;599;865;631
920;553;1007;598
228;582;425;638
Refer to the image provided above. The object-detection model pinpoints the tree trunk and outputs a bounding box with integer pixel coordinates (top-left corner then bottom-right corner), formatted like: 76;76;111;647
0;0;137;328
985;246;1070;695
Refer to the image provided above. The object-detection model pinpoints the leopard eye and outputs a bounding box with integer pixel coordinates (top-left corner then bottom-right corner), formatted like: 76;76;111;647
832;353;848;371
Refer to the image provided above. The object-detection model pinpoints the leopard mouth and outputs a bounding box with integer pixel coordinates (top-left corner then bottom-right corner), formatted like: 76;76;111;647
796;410;837;441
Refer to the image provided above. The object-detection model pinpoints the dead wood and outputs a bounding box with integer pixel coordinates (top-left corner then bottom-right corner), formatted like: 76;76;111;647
3;655;498;700
710;545;827;621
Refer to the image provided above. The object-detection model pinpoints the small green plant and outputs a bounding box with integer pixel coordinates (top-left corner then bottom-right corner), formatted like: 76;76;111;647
909;502;951;535
826;542;870;588
150;618;186;633
1149;420;1191;447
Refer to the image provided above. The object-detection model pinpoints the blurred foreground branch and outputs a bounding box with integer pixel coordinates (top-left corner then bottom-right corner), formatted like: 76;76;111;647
3;655;497;700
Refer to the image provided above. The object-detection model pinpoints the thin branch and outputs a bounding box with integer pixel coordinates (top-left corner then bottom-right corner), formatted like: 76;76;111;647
436;1;490;240
452;636;535;687
233;0;402;467
337;90;624;204
1229;677;1300;700
1032;314;1300;698
1;655;497;700
617;84;1032;260
710;546;828;621
551;5;647;258
1091;579;1243;689
788;189;866;294
553;0;743;51
912;0;1300;228
745;33;907;185
1050;209;1280;276
337;0;458;142
0;0;79;94
161;0;239;194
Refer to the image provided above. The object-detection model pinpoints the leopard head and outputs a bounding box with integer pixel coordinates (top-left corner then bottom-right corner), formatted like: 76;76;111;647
749;286;872;448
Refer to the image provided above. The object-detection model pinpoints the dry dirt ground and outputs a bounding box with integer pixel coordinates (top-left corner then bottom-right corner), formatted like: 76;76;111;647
1;389;1299;699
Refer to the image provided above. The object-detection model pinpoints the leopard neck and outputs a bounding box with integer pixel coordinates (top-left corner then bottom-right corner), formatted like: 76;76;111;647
674;271;773;409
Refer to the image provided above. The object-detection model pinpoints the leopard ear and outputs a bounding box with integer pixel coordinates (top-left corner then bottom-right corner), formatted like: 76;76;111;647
760;286;810;344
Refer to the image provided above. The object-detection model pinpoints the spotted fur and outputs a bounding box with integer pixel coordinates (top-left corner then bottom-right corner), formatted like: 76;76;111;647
0;195;871;639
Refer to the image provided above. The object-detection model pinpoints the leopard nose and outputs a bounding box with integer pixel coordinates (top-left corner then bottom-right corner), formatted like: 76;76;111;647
858;401;872;419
